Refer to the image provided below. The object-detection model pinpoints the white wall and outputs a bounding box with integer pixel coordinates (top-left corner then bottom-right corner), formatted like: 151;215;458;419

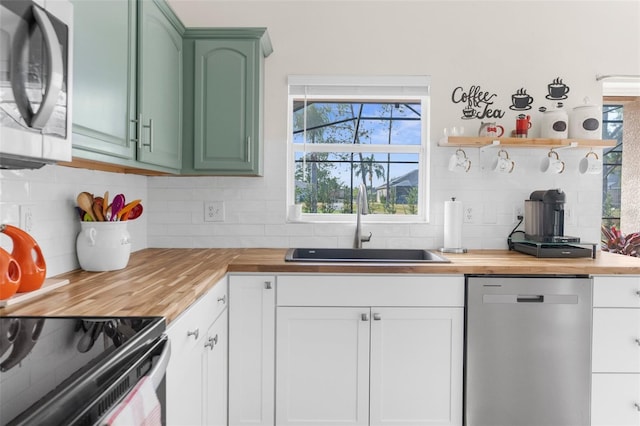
149;0;640;249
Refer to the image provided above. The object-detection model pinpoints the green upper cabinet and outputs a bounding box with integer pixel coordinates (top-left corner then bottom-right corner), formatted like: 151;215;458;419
182;29;273;176
137;0;183;170
71;0;183;173
71;0;136;160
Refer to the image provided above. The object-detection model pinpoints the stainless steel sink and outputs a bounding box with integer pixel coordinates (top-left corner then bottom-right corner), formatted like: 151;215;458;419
284;248;450;263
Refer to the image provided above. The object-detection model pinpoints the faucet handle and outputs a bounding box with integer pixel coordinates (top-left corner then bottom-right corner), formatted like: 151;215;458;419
361;232;372;243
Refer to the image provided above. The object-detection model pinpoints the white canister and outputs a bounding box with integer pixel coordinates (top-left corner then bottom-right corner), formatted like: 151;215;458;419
541;106;568;139
76;222;131;271
569;99;601;139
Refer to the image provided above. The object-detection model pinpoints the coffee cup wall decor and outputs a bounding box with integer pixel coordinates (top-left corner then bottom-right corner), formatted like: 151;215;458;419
546;77;570;100
510;88;534;111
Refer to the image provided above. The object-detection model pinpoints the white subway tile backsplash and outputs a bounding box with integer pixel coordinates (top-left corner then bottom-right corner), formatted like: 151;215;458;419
0;165;148;277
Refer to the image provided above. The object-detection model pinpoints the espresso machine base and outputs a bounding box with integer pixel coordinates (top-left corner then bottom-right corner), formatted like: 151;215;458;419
511;240;597;259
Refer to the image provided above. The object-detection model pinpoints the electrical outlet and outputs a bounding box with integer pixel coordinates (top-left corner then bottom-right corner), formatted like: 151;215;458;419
20;204;35;233
204;201;225;222
513;205;524;223
463;206;474;223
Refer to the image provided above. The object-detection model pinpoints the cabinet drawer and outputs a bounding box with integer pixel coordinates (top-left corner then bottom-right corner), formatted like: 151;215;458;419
591;373;640;426
276;274;464;307
592;309;640;373
167;281;222;360
593;276;640;307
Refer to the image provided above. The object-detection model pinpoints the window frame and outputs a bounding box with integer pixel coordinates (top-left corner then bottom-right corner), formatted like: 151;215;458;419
286;78;431;223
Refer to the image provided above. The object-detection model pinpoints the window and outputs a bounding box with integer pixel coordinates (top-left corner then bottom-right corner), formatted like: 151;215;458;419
287;76;430;222
602;103;623;229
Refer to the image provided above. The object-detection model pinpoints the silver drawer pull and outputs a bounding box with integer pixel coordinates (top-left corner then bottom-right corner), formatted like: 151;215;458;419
373;313;382;321
264;281;272;290
217;295;226;304
187;329;199;340
205;334;218;350
635;338;640;346
361;313;369;322
634;402;640;412
636;290;640;297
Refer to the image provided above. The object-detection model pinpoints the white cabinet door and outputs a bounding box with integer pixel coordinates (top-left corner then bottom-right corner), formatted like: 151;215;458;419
228;275;276;426
276;307;370;426
205;311;228;426
593;309;640;373
369;307;463;426
592;374;640;426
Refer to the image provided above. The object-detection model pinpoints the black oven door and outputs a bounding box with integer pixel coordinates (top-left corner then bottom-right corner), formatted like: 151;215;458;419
0;317;169;426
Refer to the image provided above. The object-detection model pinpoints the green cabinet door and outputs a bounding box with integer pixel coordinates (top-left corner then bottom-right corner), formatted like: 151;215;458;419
184;29;271;176
71;0;136;160
138;0;183;170
193;39;258;173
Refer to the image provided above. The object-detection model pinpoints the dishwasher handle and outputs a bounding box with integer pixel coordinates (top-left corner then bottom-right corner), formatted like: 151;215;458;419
517;295;544;303
483;294;578;304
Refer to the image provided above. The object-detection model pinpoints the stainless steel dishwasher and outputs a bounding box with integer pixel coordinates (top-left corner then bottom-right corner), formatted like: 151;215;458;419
465;275;592;426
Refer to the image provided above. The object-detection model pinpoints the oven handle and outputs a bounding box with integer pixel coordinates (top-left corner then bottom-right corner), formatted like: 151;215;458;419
11;5;64;130
148;336;171;390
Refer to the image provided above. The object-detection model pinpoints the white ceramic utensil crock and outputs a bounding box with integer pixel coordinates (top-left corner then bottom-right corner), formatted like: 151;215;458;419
76;222;131;271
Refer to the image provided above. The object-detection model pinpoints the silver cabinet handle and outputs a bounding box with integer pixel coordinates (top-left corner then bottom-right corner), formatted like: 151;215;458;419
187;329;199;340
635;338;640;346
11;5;63;129
373;313;382;321
634;402;640;412
264;281;272;290
142;118;153;152
204;334;219;350
636;290;640;297
131;113;143;147
246;136;251;161
217;295;226;304
361;313;369;321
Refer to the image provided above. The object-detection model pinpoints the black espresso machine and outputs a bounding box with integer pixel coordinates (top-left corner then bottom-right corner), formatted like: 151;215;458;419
510;189;596;258
524;189;580;243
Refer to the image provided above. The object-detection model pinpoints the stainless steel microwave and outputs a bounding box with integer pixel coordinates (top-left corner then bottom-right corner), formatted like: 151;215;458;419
0;0;73;169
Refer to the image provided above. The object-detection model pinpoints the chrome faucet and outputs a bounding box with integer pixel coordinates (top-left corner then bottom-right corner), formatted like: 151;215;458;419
354;183;372;248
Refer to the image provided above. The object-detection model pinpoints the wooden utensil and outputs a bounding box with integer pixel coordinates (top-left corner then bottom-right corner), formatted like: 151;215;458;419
103;191;109;217
76;192;95;221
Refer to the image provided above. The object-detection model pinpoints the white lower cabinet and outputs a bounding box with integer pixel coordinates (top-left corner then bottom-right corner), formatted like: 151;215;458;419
228;275;276;426
166;278;228;425
591;275;640;426
275;274;464;426
276;307;370;425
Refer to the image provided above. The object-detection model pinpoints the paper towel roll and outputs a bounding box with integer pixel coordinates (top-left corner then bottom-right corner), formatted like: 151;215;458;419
444;199;463;249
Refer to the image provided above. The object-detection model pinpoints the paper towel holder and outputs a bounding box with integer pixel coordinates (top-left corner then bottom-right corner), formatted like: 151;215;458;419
439;197;468;254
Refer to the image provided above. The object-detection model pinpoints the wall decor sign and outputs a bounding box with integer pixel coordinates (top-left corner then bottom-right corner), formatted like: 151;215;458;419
509;87;534;111
451;85;506;120
546;77;570;100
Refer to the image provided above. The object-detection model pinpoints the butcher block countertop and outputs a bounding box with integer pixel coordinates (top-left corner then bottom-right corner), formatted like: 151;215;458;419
2;248;639;321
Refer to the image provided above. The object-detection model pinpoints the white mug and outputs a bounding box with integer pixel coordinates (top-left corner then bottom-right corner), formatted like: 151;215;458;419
492;149;515;173
540;150;565;174
448;148;471;173
579;151;602;174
